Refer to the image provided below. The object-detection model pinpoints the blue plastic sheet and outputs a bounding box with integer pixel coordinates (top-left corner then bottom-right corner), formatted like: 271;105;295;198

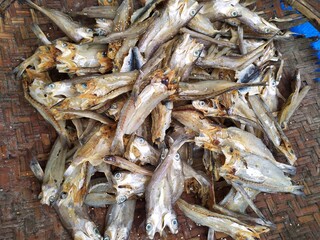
280;1;320;81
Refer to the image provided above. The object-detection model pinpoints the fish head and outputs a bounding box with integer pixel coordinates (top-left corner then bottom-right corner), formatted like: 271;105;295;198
77;27;94;43
95;18;113;35
201;0;242;20
145;213;163;239
74;221;103;240
37;45;57;71
104;228;129;240
96;51;113;73
112;171;149;201
55;40;76;60
85;221;103;239
235;225;270;240
28;78;62;107
169;34;204;71
40;185;59;205
169;0;200;23
192;100;213;114
106;100;126;121
44;81;77;99
125;135;159;165
163;212;179;234
257;18;280;34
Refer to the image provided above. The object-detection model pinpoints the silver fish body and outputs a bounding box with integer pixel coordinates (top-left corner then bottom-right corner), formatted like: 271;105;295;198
104;200;136;240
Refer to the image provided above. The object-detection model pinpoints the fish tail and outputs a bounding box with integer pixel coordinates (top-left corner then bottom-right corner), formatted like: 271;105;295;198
276;162;296;175
29;157;44;181
20;0;42;12
292;185;305;196
13;64;25;78
31;23;52;45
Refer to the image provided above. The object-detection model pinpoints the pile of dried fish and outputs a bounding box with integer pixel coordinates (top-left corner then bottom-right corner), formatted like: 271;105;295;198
16;0;311;239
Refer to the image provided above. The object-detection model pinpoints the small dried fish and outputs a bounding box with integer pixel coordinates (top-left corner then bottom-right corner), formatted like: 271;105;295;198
18;1;311;239
177;199;269;240
104;200;136;240
21;0;93;43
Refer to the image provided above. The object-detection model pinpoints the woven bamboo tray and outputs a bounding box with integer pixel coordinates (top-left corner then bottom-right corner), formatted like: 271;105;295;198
0;0;319;239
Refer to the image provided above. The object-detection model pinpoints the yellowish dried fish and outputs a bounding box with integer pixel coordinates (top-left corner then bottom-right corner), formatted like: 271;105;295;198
124;135;160;165
21;0;93;43
103;155;153;176
112;171;151;203
138;0;201;59
177;199;269;240
55;40;112;74
55;163;103;240
18;1;312;239
111;69;177;154
40;137;67;205
64;125;115;176
151;101;173;145
248;95;297;165
278;71;311;129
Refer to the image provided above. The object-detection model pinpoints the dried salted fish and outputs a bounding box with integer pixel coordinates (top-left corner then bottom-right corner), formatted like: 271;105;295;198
17;0;311;239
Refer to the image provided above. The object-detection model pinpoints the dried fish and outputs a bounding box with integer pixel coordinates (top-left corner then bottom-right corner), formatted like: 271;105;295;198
17;1;310;239
21;0;93;43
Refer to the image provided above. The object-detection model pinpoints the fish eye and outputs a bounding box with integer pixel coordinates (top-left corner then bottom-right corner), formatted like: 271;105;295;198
264;28;270;33
118;195;127;203
60;191;68;199
146;223;153;232
174;153;180;161
104;237;110;240
231;11;238;17
190;9;197;16
137;137;145;144
93;228;100;235
102;51;107;57
48;83;55;89
172;219;178;227
160;152;166;159
49;196;55;203
61;42;67;48
110;103;117;109
199;101;205;107
81;83;87;88
114;172;122;180
86;28;93;33
193;50;201;57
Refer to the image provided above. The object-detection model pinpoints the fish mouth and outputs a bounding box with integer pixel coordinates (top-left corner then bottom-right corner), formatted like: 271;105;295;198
80;37;94;44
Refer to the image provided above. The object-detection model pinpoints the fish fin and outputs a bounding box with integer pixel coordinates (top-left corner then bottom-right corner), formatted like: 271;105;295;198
64;164;76;177
232;182;268;224
110;136;124;155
